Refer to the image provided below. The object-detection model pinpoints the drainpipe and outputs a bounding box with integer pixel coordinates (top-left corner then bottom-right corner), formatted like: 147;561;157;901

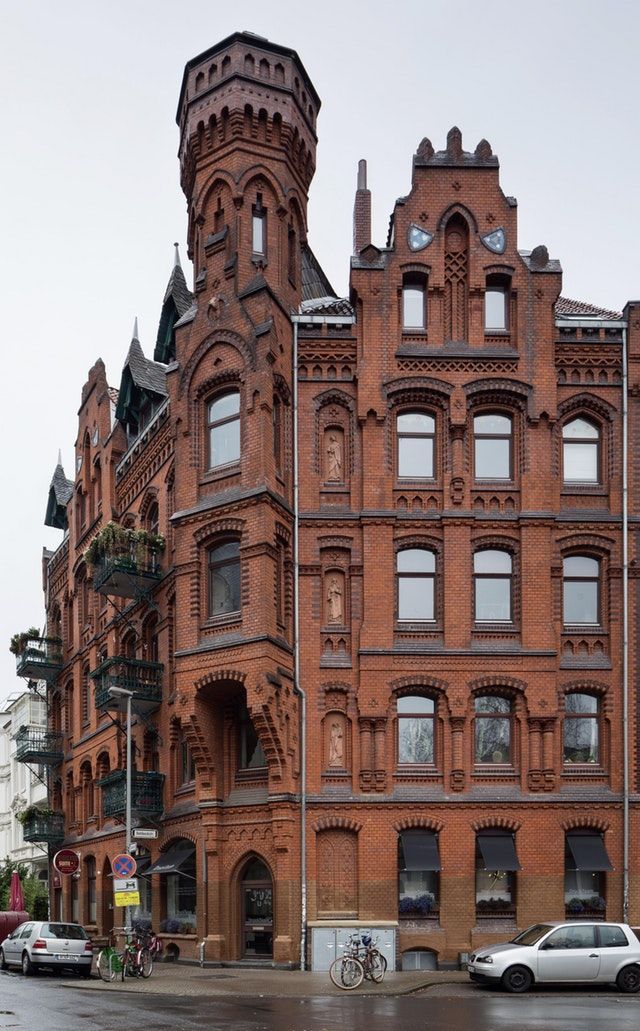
557;317;629;918
290;310;356;970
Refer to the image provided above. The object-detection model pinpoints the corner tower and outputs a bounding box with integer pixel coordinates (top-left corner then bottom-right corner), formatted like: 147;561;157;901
177;31;320;305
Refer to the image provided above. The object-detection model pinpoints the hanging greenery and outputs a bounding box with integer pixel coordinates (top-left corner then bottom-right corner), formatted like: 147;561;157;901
83;522;165;568
9;627;41;656
15;804;55;826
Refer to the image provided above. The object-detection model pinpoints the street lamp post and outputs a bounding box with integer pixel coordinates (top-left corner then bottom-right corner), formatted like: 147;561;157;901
108;685;133;928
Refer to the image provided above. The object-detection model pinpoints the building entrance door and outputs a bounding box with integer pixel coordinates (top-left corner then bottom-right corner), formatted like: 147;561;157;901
241;859;273;957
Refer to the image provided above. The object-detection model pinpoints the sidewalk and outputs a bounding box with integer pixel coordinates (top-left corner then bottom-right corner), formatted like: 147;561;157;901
70;964;469;997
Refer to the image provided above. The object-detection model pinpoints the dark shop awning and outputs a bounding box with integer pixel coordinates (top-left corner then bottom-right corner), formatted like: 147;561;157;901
400;831;441;871
567;834;613;872
477;834;521;872
145;843;195;878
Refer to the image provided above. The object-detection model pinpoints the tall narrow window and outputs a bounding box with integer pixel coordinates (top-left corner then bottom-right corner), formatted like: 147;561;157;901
180;736;196;784
562;418;600;483
563;693;599;765
207;390;240;470
474;414;512;480
564;831;611;917
86;857;97;923
208;541;241;617
474;549;513;622
484;275;510;331
273;396;282;472
288;224;297;285
239;705;266;770
398;831;440;918
81;663;90;727
397;549;436;622
397;695;435;764
397;412;435;478
252;195;266;254
475;696;512;764
475;832;519;917
563;556;600;625
402;273;427;330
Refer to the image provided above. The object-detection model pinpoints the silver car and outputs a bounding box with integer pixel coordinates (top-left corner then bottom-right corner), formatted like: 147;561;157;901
0;921;93;977
468;921;640;993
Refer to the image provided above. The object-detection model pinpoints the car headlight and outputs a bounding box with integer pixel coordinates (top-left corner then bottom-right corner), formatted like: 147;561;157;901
477;955;494;964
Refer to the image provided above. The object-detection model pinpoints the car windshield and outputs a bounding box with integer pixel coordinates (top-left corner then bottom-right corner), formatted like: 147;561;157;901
510;924;554;946
41;923;88;940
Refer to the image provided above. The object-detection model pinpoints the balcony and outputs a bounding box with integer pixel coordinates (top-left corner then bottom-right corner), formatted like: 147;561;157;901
21;810;65;845
91;656;163;714
97;770;165;819
15;636;63;682
15;727;64;765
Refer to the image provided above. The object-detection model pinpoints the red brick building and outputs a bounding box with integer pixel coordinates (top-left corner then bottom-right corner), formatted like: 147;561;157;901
13;31;640;969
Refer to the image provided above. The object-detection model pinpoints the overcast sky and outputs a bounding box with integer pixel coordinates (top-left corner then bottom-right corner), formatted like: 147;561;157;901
1;0;638;705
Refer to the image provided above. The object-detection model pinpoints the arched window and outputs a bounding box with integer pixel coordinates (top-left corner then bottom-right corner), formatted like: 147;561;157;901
402;272;427;330
397;411;435;478
207;390;240;470
397;695;435;765
252;194;266;255
484;274;510;331
474;696;512;764
146;500;160;537
121;630;137;659
564;830;611;917
473;549;513;622
81;663;90;727
563;556;600;625
208;541;241;617
398;830;440;919
563;693;600;765
562;417;600;483
396;549;436;622
473;413;512;480
475;830;519;918
142;613;159;663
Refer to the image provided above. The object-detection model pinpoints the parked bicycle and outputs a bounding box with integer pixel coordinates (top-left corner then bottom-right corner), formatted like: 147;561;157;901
97;927;153;982
329;933;387;990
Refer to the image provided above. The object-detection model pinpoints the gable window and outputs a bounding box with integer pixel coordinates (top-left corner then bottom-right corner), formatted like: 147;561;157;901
252;195;266;254
474;414;512;480
397;695;435;765
563;418;600;483
474;696;511;764
207;390;240;470
563;556;600;625
208;541;241;617
484;275;510;331
402;273;427;330
474;549;512;622
397;412;435;478
397;548;436;622
563;693;599;765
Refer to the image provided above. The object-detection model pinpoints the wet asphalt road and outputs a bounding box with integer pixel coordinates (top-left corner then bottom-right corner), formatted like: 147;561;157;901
0;971;638;1031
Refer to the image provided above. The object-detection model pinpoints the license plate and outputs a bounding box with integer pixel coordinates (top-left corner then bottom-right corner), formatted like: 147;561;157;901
55;954;78;961
467;964;475;973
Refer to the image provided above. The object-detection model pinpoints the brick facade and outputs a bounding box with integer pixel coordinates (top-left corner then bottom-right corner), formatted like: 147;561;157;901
16;32;640;968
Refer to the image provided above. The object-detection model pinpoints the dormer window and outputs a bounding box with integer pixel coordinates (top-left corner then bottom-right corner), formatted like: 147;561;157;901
252;195;266;255
402;272;427;330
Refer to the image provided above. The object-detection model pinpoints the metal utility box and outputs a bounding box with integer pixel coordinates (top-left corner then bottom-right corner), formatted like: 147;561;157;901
310;925;396;971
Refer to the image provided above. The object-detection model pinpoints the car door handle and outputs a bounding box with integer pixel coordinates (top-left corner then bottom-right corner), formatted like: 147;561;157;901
589;953;599;958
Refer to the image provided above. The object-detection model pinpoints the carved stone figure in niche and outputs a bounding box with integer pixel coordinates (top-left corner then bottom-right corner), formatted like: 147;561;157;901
326;574;343;624
325;428;343;482
329;719;344;767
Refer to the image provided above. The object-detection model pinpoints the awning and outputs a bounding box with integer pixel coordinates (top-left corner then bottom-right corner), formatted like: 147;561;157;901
567;834;613;872
477;834;521;872
145;843;196;878
399;831;441;871
134;855;152;876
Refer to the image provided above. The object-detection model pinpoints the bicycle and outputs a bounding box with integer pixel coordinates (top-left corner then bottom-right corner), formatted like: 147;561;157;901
135;927;163;962
96;931;124;983
96;927;153;982
329;933;387;990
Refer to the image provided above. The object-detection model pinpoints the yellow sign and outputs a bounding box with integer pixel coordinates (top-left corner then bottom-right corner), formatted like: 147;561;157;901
114;890;140;907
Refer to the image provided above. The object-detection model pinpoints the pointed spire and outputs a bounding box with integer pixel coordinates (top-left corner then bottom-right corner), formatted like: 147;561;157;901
57;448;62;467
174;242;181;268
132;316;139;341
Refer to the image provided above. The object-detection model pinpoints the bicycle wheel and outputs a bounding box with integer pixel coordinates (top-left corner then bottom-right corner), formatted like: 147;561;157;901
97;949;117;983
138;947;153;978
368;950;387;983
329;956;364;990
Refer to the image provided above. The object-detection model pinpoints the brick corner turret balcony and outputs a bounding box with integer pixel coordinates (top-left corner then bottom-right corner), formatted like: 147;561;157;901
15;726;64;765
97;770;165;819
15;636;63;682
21;809;65;845
90;656;163;714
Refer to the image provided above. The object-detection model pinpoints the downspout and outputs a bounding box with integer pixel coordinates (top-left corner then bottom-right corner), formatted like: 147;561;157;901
622;324;629;922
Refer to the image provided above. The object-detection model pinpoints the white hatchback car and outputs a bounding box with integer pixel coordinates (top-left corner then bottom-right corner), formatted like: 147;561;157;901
0;921;93;977
468;921;640;993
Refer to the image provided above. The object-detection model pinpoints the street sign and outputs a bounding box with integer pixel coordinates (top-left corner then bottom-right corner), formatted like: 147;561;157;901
112;852;137;878
131;828;158;840
53;849;80;876
113;878;139;893
113;875;140;907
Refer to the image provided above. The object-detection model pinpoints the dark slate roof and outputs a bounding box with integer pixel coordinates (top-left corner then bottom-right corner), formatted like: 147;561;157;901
154;253;195;363
519;250;562;274
107;387;119;405
124;338;167;397
174;302;198;328
301;244;336;302
555;296;623;320
299;296;355;317
44;461;73;529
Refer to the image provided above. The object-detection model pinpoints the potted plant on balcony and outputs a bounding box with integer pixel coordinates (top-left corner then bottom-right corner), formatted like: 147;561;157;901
9;628;40;656
84;522;165;572
15;804;55;826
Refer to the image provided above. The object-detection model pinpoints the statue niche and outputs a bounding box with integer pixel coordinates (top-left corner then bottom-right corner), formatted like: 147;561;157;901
323;426;345;483
325;712;348;769
325;570;345;626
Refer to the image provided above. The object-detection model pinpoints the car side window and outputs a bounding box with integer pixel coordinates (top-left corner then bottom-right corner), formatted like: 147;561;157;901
599;925;629;948
544;925;597;950
19;924;33;939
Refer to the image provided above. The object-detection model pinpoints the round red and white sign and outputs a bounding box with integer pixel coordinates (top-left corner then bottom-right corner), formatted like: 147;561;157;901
53;849;80;876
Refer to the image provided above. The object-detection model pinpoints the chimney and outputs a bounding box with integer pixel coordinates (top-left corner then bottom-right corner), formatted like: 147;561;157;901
353;159;371;255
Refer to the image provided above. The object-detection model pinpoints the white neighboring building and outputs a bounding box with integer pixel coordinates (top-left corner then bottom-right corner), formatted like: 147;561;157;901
0;691;49;879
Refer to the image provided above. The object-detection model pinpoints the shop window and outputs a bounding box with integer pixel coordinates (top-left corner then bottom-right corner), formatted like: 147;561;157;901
563;556;600;625
398;831;440;918
563;693;599;765
475;831;520;918
397;695;435;765
564;831;611;918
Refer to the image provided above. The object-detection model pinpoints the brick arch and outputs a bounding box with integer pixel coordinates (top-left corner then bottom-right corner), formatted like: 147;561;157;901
437;202;478;234
394;532;443;552
195;668;247;692
180;331;256;399
390;674;449;694
158;830;198;852
561;816;610;833
139;488;159;522
314;389;356;478
196;171;236;219
471;816;521;832
470;530;519;549
193;518;245;545
469;676;527;695
557;392;617;423
558;679;612;715
311;816;361;833
238;166;288;208
465;377;530;407
384;375;454;405
555;533;614;558
394;816;444;833
273;372;291;405
192;368;243;404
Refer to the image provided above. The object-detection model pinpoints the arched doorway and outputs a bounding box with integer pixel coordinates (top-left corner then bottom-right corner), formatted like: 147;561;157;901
240;858;273;958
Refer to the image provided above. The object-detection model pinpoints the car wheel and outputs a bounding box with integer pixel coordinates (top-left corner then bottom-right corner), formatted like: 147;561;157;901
616;965;640;993
501;965;532;993
21;952;34;977
0;948;7;971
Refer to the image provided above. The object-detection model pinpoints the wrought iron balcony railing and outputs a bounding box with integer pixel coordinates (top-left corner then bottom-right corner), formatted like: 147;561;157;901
15;636;63;682
97;770;165;819
92;548;162;599
90;656;163;713
15;726;64;765
22;810;65;845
